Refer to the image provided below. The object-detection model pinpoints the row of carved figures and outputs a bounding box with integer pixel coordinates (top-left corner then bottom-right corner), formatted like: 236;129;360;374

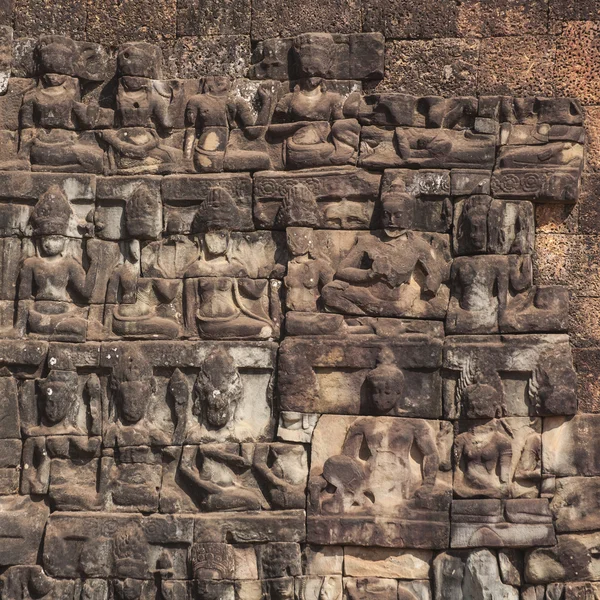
0;181;567;341
0;34;584;182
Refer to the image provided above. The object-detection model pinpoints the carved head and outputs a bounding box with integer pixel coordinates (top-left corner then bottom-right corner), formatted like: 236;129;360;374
286;227;314;257
111;347;155;425
194;348;243;429
264;577;295;600
202;75;231;96
125;185;162;239
457;195;490;253
38;366;79;426
117;42;163;79
380;180;416;236
292;33;336;79
192;187;241;251
463;379;506;419
318;577;341;600
31;185;72;238
191;543;235;581
36;35;77;75
364;347;406;414
166;214;186;235
277;184;322;227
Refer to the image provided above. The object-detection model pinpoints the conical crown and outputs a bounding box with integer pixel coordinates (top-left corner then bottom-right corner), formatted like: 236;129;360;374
30;186;72;236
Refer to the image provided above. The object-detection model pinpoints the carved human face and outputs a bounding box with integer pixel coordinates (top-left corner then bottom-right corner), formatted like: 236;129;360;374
206;389;232;429
382;199;414;237
41;381;75;425
287;227;312;257
118;381;151;424
203;76;231;96
319;577;339;600
464;383;504;419
460;205;488;252
369;378;403;414
204;232;229;256
268;579;295;600
42;73;70;87
40;235;66;256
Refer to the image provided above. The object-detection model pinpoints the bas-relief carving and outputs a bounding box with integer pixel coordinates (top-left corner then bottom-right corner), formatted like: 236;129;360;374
0;30;590;598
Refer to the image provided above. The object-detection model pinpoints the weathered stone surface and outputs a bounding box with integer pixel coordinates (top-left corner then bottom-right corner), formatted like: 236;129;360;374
163;36;251;79
555;22;600;105
343;547;431;579
87;0;177;44
382;39;479;96
362;0;459;38
250;0;361;38
456;0;548;37
478;36;556;97
14;0;86;37
434;550;519;600
177;0;251;36
526;533;600;583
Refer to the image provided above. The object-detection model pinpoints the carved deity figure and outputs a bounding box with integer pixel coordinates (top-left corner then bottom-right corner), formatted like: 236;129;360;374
184;187;274;339
106;186;181;339
19;35;109;173
310;417;439;515
104;346;170;447
321;182;449;318
269;33;360;169
448;254;567;334
284;226;334;312
18;186;100;341
100;42;184;175
184;75;272;172
454;376;513;499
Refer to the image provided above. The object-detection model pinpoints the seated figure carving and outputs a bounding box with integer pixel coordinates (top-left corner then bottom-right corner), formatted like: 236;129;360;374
19;35;108;173
448;254;567;334
185;187;274;339
310;416;441;516
184;75;272;172
321;181;450;318
100;42;184;175
268;33;360;170
106;186;181;339
284;226;334;313
178;444;265;512
17;186;100;341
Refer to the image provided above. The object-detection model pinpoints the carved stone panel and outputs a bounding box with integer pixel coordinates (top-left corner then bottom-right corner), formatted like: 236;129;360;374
0;29;588;598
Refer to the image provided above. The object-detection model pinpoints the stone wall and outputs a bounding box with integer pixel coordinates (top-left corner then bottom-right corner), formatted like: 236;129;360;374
0;2;597;599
